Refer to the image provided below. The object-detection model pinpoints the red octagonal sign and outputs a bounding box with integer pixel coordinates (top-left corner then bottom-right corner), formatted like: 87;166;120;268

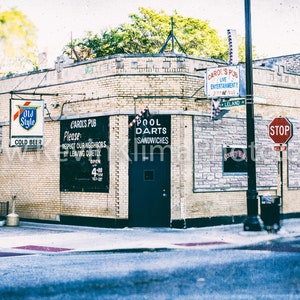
268;117;293;144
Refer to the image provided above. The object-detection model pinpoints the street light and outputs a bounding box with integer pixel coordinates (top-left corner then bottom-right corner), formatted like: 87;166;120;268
243;0;262;231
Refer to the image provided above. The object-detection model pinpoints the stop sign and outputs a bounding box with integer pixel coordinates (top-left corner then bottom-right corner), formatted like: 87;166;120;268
268;117;293;144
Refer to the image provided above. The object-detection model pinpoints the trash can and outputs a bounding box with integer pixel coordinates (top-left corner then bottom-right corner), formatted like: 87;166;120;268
259;195;281;232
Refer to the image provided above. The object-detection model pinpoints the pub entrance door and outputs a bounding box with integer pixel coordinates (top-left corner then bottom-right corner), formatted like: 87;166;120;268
128;150;170;227
128;114;171;227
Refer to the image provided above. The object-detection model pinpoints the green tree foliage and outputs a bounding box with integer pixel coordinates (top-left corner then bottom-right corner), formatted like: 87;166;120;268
65;7;251;63
0;9;37;76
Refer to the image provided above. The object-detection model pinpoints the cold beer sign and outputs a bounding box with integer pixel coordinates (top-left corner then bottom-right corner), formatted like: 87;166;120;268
268;117;293;144
10;99;44;147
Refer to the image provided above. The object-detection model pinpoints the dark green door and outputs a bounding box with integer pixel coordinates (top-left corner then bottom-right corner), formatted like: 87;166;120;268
129;151;170;227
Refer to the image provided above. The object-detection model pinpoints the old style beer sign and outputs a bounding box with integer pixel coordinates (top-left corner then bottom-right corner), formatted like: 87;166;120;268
10;99;44;147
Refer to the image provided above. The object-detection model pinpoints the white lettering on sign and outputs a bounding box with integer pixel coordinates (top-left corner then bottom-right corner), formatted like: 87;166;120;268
63;131;81;141
70;118;97;129
136;118;161;127
269;125;290;136
268;117;293;144
133;116;170;145
136;127;167;135
135;118;167;136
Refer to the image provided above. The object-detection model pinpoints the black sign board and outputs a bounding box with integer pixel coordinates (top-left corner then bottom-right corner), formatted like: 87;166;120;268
128;114;171;153
60;116;109;192
223;146;247;174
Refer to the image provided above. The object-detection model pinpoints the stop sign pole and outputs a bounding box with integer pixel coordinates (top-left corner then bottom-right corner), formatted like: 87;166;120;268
268;117;293;221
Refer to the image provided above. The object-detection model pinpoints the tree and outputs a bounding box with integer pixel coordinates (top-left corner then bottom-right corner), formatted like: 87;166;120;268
65;8;252;63
0;9;37;76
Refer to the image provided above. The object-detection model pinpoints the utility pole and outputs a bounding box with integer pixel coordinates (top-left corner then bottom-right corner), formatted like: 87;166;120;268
243;0;262;231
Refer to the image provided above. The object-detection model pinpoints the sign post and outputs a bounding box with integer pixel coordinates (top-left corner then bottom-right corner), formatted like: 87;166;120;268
268;117;293;219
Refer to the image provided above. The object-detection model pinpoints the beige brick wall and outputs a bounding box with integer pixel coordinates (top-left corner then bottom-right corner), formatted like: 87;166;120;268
0;122;61;220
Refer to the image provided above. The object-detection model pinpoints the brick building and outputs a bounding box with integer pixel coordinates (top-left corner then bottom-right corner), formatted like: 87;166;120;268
0;53;299;227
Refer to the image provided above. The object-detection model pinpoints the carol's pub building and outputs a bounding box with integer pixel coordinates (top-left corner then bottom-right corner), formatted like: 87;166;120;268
0;53;300;227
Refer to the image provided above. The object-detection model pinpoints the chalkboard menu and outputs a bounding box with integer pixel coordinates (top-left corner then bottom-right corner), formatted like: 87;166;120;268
223;146;247;174
60;116;109;192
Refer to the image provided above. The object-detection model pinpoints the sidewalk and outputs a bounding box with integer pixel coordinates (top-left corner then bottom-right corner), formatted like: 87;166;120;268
0;219;299;255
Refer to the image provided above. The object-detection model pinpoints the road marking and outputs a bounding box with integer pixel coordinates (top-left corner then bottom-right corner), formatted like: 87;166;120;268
174;241;228;247
13;245;73;252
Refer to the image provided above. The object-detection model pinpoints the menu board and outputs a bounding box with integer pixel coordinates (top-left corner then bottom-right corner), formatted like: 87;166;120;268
60;116;109;192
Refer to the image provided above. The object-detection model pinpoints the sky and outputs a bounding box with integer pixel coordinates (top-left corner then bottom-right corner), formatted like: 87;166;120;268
1;0;299;68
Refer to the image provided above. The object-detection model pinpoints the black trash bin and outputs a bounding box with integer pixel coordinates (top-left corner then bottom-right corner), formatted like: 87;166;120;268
259;195;281;232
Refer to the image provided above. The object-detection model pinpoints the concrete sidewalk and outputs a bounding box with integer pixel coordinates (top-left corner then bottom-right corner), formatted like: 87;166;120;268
0;219;300;255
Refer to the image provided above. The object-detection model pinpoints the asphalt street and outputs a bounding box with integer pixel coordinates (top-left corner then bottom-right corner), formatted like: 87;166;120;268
0;219;299;299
